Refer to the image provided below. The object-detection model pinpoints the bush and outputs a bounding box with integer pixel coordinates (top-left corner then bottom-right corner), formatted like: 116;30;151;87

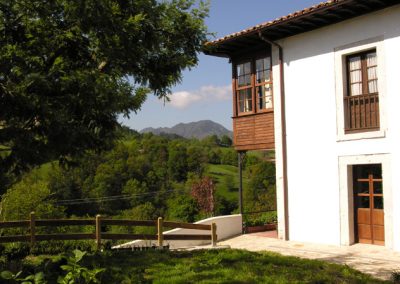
392;271;400;283
244;211;277;227
58;250;104;284
214;194;237;216
0;241;97;264
0;243;31;263
0;169;65;222
114;203;158;235
220;149;237;166
0;250;104;284
166;194;199;223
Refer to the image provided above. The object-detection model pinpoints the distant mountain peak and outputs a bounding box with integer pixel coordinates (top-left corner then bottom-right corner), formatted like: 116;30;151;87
140;120;232;139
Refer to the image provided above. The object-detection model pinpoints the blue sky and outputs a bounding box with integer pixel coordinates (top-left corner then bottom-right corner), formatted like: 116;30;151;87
121;0;322;131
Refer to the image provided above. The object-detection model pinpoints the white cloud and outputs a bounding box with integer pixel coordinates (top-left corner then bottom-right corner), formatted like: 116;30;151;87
169;85;231;109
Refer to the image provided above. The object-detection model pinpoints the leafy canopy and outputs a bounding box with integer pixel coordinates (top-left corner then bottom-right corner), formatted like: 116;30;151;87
0;0;209;172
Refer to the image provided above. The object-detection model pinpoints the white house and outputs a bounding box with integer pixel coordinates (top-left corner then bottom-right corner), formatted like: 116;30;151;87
206;0;400;251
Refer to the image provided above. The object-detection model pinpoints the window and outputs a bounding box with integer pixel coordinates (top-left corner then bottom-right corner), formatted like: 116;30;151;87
344;50;379;132
235;56;272;115
236;62;252;112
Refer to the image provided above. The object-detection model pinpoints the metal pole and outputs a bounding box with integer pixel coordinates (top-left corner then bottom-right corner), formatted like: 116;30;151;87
238;151;244;215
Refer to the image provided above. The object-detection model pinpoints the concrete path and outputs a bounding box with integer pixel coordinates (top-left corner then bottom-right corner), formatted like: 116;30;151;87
217;232;400;280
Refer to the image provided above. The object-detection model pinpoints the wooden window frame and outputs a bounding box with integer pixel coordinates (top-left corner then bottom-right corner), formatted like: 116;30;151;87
233;55;273;117
344;49;380;133
255;57;273;113
235;59;254;114
346;50;377;97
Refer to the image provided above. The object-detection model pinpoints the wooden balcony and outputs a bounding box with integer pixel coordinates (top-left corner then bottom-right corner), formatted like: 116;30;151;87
344;93;379;133
233;112;275;151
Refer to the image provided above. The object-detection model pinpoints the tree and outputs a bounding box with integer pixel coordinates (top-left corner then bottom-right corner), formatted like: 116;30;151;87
0;169;64;221
166;194;198;223
202;135;220;147
220;135;232;147
221;148;237;166
168;143;188;182
245;162;276;212
191;176;215;216
186;145;207;175
0;0;209;173
122;179;148;208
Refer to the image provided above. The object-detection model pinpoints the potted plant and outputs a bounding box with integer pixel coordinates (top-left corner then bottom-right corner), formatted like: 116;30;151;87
243;211;277;233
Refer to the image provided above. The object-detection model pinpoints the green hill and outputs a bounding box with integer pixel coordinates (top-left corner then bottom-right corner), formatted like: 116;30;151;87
206;164;250;204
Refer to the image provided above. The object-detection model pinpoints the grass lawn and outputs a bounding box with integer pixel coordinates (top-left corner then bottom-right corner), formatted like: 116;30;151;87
2;249;389;283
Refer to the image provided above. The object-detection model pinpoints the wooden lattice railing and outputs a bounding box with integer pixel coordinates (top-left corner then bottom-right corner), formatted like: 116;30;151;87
344;93;379;132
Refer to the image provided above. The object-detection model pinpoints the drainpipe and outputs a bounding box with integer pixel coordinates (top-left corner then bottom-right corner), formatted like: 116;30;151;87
258;31;289;241
229;56;245;219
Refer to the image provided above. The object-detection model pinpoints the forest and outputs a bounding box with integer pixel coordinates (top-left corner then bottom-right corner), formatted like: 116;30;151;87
0;127;276;229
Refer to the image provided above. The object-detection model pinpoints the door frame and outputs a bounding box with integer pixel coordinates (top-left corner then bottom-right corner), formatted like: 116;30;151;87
338;154;393;249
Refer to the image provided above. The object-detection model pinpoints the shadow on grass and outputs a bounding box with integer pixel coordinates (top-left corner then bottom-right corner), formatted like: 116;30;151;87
3;249;391;283
87;249;389;284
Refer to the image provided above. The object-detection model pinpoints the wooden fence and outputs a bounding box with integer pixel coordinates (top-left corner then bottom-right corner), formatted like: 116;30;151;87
0;212;217;249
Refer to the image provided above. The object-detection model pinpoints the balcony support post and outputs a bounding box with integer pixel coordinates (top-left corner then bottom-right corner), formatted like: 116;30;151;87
238;151;246;216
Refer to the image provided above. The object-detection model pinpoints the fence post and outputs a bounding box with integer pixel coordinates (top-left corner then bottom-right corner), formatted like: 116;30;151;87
211;222;217;247
157;217;163;248
30;212;36;247
96;215;101;250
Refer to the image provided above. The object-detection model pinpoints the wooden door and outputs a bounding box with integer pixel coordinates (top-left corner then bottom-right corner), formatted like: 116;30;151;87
353;164;384;245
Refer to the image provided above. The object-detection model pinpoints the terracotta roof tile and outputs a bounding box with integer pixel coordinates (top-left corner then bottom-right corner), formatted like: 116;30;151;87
206;0;345;45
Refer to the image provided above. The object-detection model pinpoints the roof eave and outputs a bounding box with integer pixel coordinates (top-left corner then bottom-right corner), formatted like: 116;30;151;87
205;0;400;57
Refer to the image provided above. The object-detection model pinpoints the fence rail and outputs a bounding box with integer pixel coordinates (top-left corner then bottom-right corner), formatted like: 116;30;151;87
0;212;217;249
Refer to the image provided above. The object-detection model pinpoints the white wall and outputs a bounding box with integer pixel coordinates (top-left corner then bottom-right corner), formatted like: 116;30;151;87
114;214;242;249
273;6;400;250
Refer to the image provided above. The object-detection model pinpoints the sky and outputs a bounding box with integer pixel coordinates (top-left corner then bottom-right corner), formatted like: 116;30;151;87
121;0;322;131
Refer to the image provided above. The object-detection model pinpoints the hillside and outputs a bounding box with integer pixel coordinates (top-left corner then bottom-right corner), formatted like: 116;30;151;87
140;120;232;139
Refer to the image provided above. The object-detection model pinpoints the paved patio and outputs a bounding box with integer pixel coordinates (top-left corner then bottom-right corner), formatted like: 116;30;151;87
216;232;400;280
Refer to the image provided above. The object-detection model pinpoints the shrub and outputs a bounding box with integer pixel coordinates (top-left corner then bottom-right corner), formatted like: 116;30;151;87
0;250;104;284
0;169;65;222
166;194;199;223
58;250;104;284
392;271;400;283
244;211;277;227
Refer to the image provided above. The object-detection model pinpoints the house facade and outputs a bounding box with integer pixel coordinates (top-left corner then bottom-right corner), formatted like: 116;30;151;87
206;0;400;251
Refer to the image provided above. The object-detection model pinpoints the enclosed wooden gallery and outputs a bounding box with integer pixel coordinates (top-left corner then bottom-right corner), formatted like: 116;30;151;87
206;39;275;152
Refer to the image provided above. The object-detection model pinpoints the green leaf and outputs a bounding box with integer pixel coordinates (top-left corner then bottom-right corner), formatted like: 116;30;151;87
23;275;35;280
73;249;86;262
34;272;46;284
60;265;73;271
1;270;14;279
57;275;66;284
53;56;64;67
15;271;23;278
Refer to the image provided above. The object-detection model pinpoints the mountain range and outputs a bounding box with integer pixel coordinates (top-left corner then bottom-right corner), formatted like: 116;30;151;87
140;120;232;139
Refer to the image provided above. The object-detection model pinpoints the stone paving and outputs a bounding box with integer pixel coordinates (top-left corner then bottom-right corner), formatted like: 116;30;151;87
216;232;400;280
